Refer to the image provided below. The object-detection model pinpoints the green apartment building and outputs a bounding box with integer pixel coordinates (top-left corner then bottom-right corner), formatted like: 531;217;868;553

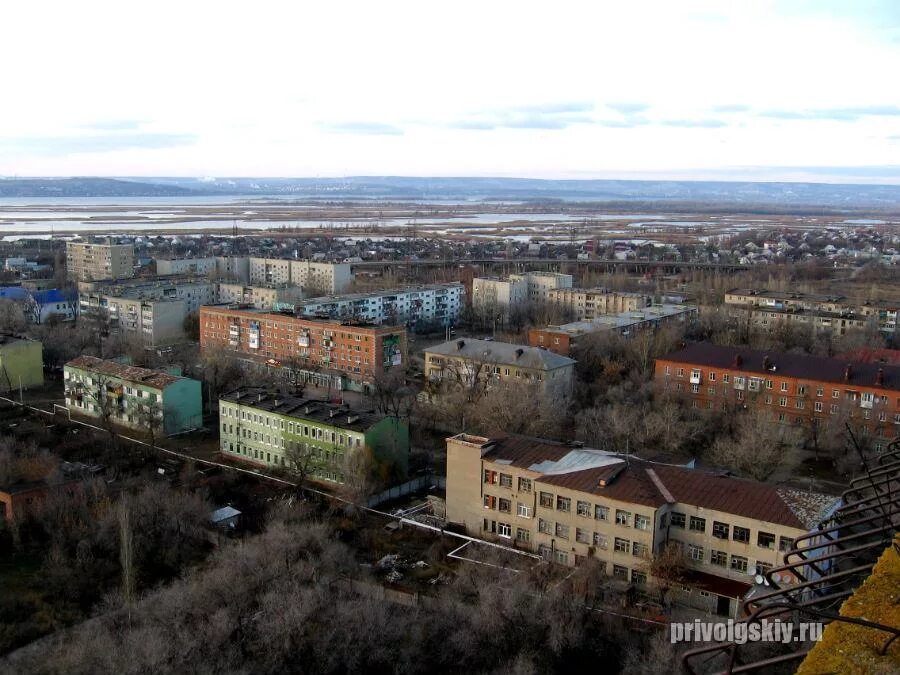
218;387;409;484
0;336;44;393
64;356;202;436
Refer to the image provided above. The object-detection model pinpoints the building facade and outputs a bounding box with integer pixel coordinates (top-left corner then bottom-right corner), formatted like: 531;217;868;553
200;306;407;390
424;338;575;397
218;387;409;483
64;356;202;435
295;283;462;330
66;241;134;281
216;283;306;310
0;336;43;393
471;277;528;317
654;343;900;444
446;433;839;616
529;304;698;356
510;272;573;303
287;260;352;294
547;288;651;320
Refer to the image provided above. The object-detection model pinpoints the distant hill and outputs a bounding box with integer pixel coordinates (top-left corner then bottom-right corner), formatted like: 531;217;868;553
3;175;900;208
0;177;198;198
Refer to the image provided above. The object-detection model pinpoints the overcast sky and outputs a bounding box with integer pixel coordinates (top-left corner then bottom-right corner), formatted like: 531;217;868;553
2;0;899;182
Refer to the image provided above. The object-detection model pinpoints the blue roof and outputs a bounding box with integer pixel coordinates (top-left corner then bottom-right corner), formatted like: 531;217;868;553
31;289;70;304
0;287;29;301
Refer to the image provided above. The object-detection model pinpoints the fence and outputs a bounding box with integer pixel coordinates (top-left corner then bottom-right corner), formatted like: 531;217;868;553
367;474;446;507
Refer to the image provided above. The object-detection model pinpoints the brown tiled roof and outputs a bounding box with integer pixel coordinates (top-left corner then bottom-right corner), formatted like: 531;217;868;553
539;465;665;509
657;342;900;392
65;356;181;390
833;348;900;366
481;434;572;470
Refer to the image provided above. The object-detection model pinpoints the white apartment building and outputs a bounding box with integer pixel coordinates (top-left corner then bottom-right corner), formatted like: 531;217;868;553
156;256;252;282
287;260;352;294
66;241;135;281
216;283;306;310
296;283;463;328
511;272;573;303
547;288;652;320
471;277;528;316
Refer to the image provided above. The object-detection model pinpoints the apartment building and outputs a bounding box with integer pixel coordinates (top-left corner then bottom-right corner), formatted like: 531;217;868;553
66;241;135;281
218;387;409;483
0;335;43;393
471;277;528;316
529;304;698;356
216;283;305;310
156;256;251;282
288;260;352;294
510;272;573;303
547;288;651;320
655;343;900;443
446;432;839;616
725;288;898;337
295;283;462;329
200;306;407;391
64;356;202;435
424;338;575;396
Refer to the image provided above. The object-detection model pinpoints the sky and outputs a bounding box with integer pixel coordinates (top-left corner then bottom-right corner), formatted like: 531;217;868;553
2;0;899;183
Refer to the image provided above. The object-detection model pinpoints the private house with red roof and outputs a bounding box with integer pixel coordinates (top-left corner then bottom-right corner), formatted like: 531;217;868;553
64;356;202;436
446;432;839;617
655;343;900;448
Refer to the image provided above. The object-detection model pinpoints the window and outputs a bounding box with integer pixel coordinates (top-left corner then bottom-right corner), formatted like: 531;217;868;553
671;512;686;528
712;521;729;539
816;386;823;397
593;532;608;549
832;389;840;399
709;372;717;382
483;495;496;509
778;536;794;552
765;379;773;390
516;528;530;543
688;544;704;562
665;365;671;375
634;514;651;530
795;399;805;410
614;538;630;554
707;386;716;396
780;382;789;392
554;550;569;565
723;373;730;383
730;555;748;574
498;498;511;513
483;469;497;484
555;523;570;539
815;402;823;412
711;550;727;567
676;368;684;377
497;523;511;538
631;571;647;586
779;397;788;407
798;384;807;395
576;500;591;517
733;526;751;544
576;528;589;544
499;473;512;488
758;532;775;549
595;505;609;521
689;516;706;533
691;384;700;394
518;477;532;493
616;510;631;526
517;503;532;518
539;492;554;508
633;542;649;558
612;564;628;580
538;519;552;535
556;496;571;512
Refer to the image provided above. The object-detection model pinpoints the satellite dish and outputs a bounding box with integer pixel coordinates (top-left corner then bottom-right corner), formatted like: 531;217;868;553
754;574;765;585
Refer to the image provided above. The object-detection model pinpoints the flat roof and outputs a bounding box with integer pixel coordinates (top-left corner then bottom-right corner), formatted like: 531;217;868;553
220;387;386;431
426;338;575;370
65;356;183;390
200;304;392;330
544;304;696;335
299;283;462;305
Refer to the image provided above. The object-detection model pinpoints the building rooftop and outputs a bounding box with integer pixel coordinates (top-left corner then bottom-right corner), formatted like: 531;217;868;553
220;387;387;432
462;433;839;530
201;305;390;330
657;342;900;392
300;282;462;305
426;338;576;370
65;355;183;389
726;288;846;303
545;304;696;335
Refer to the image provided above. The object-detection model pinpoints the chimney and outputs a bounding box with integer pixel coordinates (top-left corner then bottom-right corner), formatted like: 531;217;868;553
257;393;264;402
515;348;524;359
844;364;852;382
456;339;465;350
763;355;770;370
876;368;884;386
329;408;338;418
733;354;743;368
347;414;359;424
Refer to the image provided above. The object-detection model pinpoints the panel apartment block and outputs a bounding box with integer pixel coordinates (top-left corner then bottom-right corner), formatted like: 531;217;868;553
200;306;407;388
547;288;651;321
66;241;135;281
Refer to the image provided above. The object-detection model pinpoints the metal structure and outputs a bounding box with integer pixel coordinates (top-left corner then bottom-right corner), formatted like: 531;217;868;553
681;437;900;673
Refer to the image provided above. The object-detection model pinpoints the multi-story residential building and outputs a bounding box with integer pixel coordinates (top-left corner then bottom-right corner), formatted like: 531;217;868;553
529;304;698;356
200;306;407;391
471;277;528;317
287;260;352;294
510;272;573;303
64;356;202;435
547;288;651;320
216;283;305;310
218;387;409;483
249;257;293;285
156;256;251;282
446;432;839;616
295;283;462;330
654;343;900;444
66;241;135;281
724;288;899;337
0;335;43;393
424;338;575;397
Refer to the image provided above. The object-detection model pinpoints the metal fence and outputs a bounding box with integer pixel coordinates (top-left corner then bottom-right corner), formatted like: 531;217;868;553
367;474;446;507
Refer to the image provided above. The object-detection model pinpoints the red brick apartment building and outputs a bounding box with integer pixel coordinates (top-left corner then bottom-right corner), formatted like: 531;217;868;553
199;306;407;390
655;343;900;444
